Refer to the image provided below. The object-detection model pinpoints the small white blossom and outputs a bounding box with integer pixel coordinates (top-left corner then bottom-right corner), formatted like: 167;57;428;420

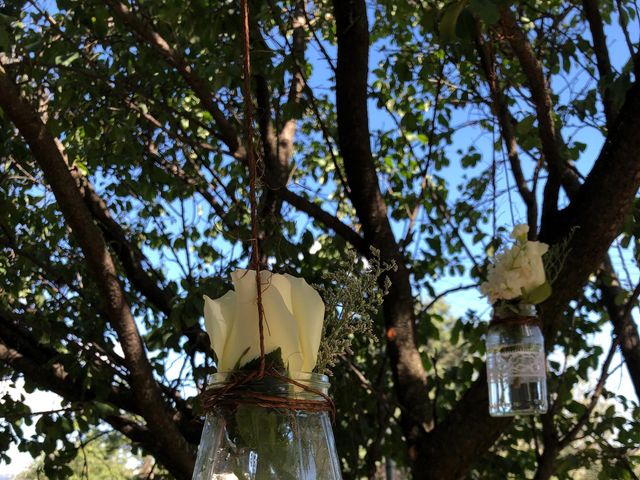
480;225;549;305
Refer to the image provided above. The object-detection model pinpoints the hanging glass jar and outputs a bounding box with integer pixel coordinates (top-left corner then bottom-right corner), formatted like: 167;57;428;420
486;304;548;417
192;372;342;480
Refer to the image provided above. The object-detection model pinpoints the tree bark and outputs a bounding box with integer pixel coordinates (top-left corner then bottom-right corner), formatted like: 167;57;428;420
332;0;432;466
582;0;615;128
533;444;560;480
0;64;195;480
499;6;565;226
599;259;640;396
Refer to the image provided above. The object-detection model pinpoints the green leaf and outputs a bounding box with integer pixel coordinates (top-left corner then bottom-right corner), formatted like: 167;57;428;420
440;0;469;42
74;160;89;175
54;52;81;67
0;27;10;52
521;281;552;305
469;0;499;24
0;12;16;25
235;347;284;373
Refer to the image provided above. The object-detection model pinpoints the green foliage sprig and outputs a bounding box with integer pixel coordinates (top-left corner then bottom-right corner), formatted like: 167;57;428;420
543;227;576;286
315;248;396;375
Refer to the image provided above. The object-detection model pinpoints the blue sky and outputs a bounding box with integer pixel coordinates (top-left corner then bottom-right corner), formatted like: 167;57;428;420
3;2;640;475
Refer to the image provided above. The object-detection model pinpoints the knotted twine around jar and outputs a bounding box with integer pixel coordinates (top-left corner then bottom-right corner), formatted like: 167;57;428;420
200;0;334;418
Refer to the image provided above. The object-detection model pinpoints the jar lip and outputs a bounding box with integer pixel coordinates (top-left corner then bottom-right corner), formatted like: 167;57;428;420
493;302;537;319
206;371;329;386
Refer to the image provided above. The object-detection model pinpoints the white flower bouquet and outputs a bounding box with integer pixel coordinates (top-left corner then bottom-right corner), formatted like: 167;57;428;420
480;224;551;314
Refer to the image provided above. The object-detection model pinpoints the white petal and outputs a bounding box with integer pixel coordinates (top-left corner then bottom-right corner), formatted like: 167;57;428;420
261;272;304;373
221;270;260;371
268;272;294;314
203;292;235;365
528;241;549;256
285;274;325;372
511;224;529;240
225;270;303;372
231;269;255;302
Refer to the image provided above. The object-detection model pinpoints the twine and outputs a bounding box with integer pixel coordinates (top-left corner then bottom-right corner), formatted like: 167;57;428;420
489;314;541;328
240;0;266;377
200;369;336;419
199;0;333;418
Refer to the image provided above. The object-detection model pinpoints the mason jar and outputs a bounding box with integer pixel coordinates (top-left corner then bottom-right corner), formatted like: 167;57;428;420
486;305;548;417
192;372;342;480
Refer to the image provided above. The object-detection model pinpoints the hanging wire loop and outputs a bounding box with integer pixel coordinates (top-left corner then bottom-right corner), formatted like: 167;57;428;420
240;0;266;377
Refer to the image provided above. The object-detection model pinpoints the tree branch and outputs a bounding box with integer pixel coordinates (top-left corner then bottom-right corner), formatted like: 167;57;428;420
422;283;480;313
499;6;564;228
494;9;640;395
0;309;138;414
482;4;640;406
243;7;307;259
280;1;307;141
73;172;173;314
615;0;640;77
104;0;243;157
474;23;538;234
485;5;640;405
277;187;368;254
242;6;362;255
582;0;615;127
332;0;432;469
533;337;618;480
533;417;561;480
72;168;212;354
0;333;187;474
267;0;350;196
541;80;640;333
598;256;640;399
0;64;195;479
255;73;290;237
560;341;618;449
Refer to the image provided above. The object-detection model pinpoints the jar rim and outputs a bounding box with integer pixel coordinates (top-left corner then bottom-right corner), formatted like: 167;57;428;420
206;371;329;386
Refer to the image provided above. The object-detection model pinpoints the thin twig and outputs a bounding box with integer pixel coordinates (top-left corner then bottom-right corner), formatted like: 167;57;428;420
423;283;480;312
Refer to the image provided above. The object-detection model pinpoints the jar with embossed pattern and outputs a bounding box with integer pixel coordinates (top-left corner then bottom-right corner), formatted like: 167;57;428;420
486;304;548;416
192;372;342;480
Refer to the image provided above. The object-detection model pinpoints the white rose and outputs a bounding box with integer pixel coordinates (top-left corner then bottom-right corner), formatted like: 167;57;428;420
518;241;548;294
203;270;324;373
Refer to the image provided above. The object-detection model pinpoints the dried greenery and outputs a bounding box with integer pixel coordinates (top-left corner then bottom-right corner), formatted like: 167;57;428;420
315;248;396;375
543;227;575;286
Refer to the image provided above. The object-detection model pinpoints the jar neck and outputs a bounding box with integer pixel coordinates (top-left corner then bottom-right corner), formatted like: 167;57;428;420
493;302;536;320
207;371;330;401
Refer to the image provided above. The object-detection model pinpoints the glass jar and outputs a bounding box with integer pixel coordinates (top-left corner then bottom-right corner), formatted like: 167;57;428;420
486;305;548;417
192;372;342;480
